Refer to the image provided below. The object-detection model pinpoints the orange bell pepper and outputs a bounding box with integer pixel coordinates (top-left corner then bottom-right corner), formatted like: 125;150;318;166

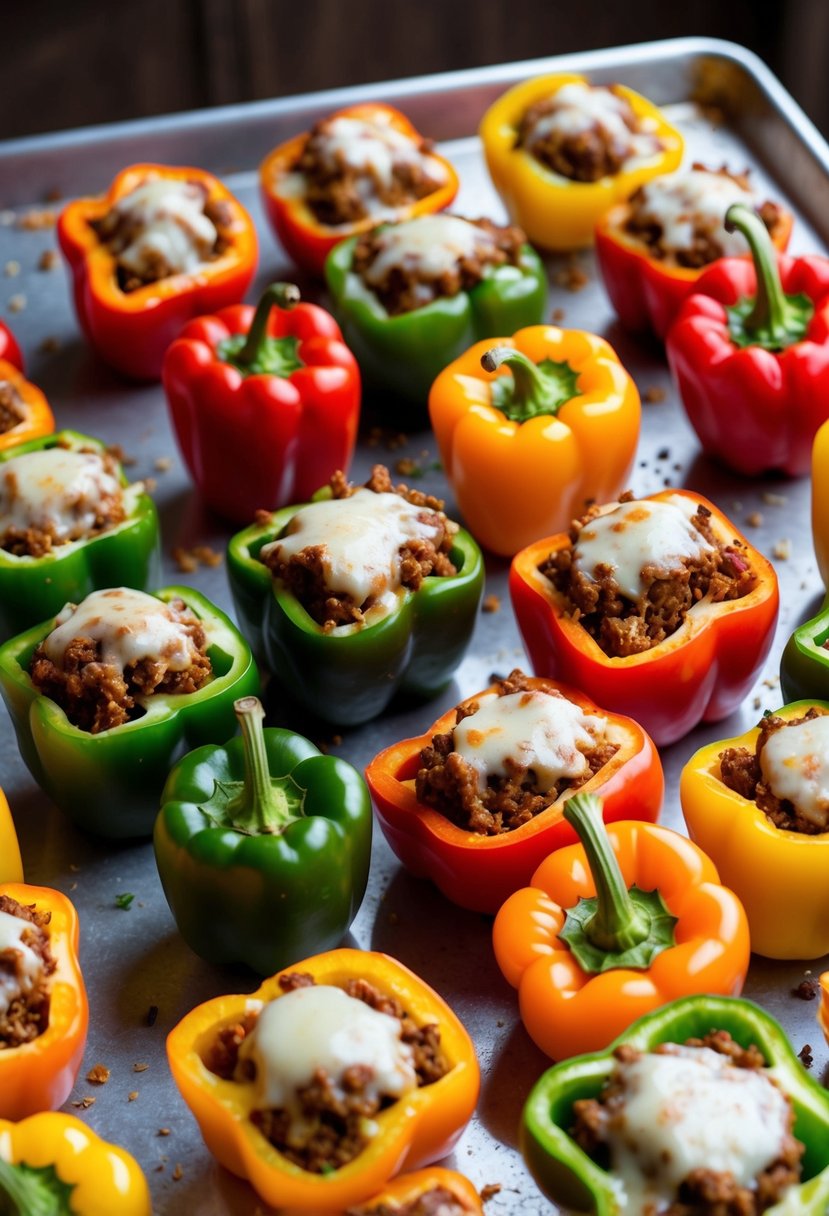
167;947;479;1212
0;883;88;1119
349;1168;483;1214
0;790;22;884
0;361;54;453
429;325;640;556
493;793;749;1061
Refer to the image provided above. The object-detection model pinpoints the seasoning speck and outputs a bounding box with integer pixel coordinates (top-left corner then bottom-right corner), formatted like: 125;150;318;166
480;1183;503;1202
128;1090;139;1101
38;335;61;354
146;1004;159;1027
115;892;135;910
745;512;763;528
482;594;501;614
643;386;666;404
158;1128;171;1137
793;979;820;1001
38;249;60;272
7;294;26;314
799;1044;814;1069
551;307;566;323
172;1164;184;1182
133;1062;150;1073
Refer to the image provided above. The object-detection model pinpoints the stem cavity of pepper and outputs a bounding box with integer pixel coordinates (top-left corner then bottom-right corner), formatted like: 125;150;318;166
481;345;580;423
724;203;813;352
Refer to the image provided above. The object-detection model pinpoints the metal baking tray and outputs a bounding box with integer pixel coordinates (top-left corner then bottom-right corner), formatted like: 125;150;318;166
0;35;827;1214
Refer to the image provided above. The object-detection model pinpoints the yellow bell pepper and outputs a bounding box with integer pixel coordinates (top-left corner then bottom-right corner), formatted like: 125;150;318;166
813;418;829;584
479;72;683;251
0;789;22;883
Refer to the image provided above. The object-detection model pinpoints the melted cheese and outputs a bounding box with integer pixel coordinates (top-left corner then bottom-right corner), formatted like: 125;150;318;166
362;216;494;286
633;169;758;256
0;910;45;1018
760;714;829;828
453;689;607;793
113;180;217;277
312;115;428;186
525;83;659;165
0;448;122;542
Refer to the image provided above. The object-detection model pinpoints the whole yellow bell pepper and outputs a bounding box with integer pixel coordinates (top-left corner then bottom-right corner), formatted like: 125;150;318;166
0;789;22;883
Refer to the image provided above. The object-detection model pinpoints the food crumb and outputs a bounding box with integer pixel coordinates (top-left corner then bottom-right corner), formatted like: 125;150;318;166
551;307;566;323
799;1044;814;1069
793;979;820;1001
143;476;157;493
128;1091;139;1102
745;512;763;528
153;456;172;472
146;1004;159;1027
480;1183;502;1202
172;547;198;574
753;697;762;711
133;1062;150;1073
656;447;670;461
395;457;420;477
643;386;666;404
7;294;26;314
17;207;58;230
773;539;792;560
158;1128;171;1136
496;1019;504;1028
87;1064;110;1085
4;260;20;277
554;255;589;292
105;442;136;467
482;594;501;614
38;335;61;354
115;892;134;910
762;491;788;506
172;1164;184;1182
72;1096;96;1109
38;249;60;272
173;544;223;573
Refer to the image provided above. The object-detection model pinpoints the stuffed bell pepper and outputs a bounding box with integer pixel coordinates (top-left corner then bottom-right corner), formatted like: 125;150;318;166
510;489;779;746
0;362;54;455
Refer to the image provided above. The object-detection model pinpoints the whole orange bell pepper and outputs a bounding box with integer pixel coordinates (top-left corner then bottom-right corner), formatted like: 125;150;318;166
0;883;88;1119
0;791;22;884
428;326;640;557
493;792;749;1061
0;362;54;453
349;1168;484;1215
167;947;479;1212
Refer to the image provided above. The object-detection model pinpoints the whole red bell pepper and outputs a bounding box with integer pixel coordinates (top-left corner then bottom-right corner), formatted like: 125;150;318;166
0;322;23;371
163;282;361;521
666;203;829;476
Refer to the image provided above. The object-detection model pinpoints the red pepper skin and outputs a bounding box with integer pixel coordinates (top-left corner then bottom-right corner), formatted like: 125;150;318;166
163;301;360;522
666;255;829;476
0;322;23;371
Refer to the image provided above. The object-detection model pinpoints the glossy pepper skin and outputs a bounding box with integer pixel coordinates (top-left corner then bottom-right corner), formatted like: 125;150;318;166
155;696;372;974
429;326;640;556
260;103;459;277
0;587;260;839
522;994;829;1216
813;419;829;584
510;489;780;746
0;321;23;371
167;948;480;1212
57;163;258;380
366;678;662;915
163;282;361;523
680;701;829;960
0;1113;151;1216
0;883;88;1120
227;502;484;726
0;361;54;453
0;430;160;641
350;1168;483;1214
0;790;22;883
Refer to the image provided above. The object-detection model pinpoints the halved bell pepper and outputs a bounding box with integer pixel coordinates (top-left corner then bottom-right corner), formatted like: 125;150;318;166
0;883;88;1120
494;792;748;1061
0;430;160;641
510;489;780;746
0;789;22;884
155;695;372;974
0;587;260;838
366;676;663;915
0;1112;151;1215
57;163;258;380
350;1168;484;1215
167;947;479;1212
260;102;459;277
0;321;23;371
429;326;640;556
0;361;54;453
522;994;829;1216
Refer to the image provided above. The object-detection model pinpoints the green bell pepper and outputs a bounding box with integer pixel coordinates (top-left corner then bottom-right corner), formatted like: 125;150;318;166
324;227;548;412
522;994;829;1216
780;596;829;702
0;430;160;640
154;695;372;974
0;587;259;838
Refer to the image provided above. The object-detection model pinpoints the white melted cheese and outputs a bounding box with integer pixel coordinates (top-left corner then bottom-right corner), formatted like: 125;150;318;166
312;115;428;187
0;909;45;1019
633;169;758;257
573;497;713;602
453;689;607;793
0;448;122;542
362;216;494;286
525;82;659;166
760;714;829;828
606;1046;791;1215
113;179;217;277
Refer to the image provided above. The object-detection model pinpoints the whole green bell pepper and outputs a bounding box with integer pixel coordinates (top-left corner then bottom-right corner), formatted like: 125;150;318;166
780;597;829;702
522;994;829;1215
154;695;371;973
0;587;259;838
0;430;160;640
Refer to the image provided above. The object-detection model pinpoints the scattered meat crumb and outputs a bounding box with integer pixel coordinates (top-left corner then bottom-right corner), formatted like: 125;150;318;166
395;457;421;477
38;249;60;272
17;207;58;230
762;491;788;506
133;1061;149;1072
551;307;566;323
799;1044;814;1069
8;294;26;314
172;544;223;572
172;547;197;574
38;335;60;354
773;539;792;560
4;260;20;277
87;1063;110;1084
656;447;670;461
745;512;763;527
72;1096;96;1109
172;1164;184;1182
146;1004;159;1027
368;426;409;451
554;258;589;292
158;1128;171;1137
482;594;501;614
144;476;157;493
793;979;820;1001
154;456;172;472
105;443;136;467
480;1183;502;1202
128;1091;139;1101
643;386;666;404
753;696;762;711
331;734;343;746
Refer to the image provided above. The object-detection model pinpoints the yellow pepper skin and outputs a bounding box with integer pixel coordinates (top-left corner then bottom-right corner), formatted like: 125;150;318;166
479;73;683;251
0;789;22;883
680;701;829;960
813;419;829;584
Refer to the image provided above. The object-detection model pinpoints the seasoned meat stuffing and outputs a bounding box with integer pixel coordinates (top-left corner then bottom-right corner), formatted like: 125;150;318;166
720;709;829;834
349;1188;469;1216
0;895;56;1049
517;86;654;182
0;380;25;434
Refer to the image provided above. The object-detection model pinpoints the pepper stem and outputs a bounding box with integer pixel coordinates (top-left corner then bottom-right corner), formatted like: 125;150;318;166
481;346;579;423
0;1160;73;1216
226;697;295;834
724;204;801;347
237;282;301;368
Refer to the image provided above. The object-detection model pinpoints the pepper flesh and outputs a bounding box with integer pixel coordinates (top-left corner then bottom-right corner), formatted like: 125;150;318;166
0;789;22;884
0;322;23;372
780;421;829;699
0;361;54;454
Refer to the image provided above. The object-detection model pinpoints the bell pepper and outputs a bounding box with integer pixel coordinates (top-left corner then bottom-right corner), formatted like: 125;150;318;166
0;430;160;641
0;790;22;884
57;163;258;380
522;993;829;1216
0;361;54;454
227;494;484;727
0;883;88;1120
324;226;547;412
0;321;23;372
259;102;459;278
813;418;829;584
163;281;361;522
154;695;372;974
428;326;640;556
818;973;829;1047
167;947;479;1212
366;676;662;915
350;1168;484;1214
494;791;748;1061
0;586;259;839
0;1112;151;1215
510;489;780;746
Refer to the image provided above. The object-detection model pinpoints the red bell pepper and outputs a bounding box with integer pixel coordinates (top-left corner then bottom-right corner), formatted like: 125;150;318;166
163;282;361;521
0;322;23;372
666;203;829;476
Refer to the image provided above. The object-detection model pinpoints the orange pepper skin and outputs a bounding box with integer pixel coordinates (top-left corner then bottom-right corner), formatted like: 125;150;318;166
510;490;779;747
0;883;88;1119
0;361;54;453
57;164;258;381
260;104;459;277
344;1168;483;1215
493;821;749;1061
428;326;640;557
167;948;479;1212
0;791;22;883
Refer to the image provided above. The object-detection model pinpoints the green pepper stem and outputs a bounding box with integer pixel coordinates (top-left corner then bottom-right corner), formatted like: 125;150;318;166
0;1160;69;1216
228;696;292;834
237;282;301;369
562;793;649;952
724;203;795;345
481;346;574;422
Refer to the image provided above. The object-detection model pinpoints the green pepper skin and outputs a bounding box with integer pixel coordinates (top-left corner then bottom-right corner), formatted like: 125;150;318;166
780;596;829;702
0;431;161;640
227;506;485;726
522;995;829;1215
324;235;548;412
0;587;260;838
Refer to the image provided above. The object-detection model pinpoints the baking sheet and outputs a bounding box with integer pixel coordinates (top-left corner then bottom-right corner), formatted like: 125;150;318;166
0;36;828;1214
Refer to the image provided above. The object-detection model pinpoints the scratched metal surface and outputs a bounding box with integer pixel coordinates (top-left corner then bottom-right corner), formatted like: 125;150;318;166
0;37;827;1215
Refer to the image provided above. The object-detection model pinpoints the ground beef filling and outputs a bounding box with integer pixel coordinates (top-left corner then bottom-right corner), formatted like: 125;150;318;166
259;465;458;632
719;709;827;834
29;599;212;733
571;1032;802;1215
540;493;754;659
349;1188;469;1216
416;668;618;834
516;89;648;182
203;971;448;1175
0;380;25;434
0;895;56;1049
